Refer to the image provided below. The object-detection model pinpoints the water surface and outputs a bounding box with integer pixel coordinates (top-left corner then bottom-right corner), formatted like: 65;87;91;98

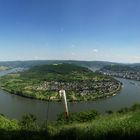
0;69;140;123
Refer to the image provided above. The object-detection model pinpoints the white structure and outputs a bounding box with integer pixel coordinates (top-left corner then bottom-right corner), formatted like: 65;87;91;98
59;90;69;118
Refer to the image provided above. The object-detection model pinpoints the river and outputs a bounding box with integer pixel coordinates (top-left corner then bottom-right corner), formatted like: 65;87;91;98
0;69;140;123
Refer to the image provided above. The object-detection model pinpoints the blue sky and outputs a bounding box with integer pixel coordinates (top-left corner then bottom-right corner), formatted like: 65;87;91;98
0;0;140;63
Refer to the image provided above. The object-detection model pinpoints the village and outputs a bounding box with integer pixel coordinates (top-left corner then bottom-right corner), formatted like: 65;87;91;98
33;79;121;98
100;69;140;81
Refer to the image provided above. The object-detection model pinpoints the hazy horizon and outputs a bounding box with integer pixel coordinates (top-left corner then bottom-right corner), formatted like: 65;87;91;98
0;59;140;64
0;0;140;63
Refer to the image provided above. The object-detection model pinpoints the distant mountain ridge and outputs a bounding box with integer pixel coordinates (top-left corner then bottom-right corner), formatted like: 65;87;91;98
0;60;140;71
0;60;119;71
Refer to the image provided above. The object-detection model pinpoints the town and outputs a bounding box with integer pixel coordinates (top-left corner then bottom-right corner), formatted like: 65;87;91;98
99;65;140;81
33;79;121;101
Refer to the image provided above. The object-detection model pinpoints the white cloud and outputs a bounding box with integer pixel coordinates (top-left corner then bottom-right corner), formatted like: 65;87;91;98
92;49;98;53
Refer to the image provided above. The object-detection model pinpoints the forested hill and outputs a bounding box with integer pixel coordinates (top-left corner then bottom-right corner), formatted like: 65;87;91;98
100;65;134;72
26;63;92;75
19;63;116;82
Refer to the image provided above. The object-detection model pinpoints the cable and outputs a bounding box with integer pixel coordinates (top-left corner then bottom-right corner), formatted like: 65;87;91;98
46;96;51;127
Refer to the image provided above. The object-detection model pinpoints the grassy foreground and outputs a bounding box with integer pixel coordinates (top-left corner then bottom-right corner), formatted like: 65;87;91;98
1;104;140;139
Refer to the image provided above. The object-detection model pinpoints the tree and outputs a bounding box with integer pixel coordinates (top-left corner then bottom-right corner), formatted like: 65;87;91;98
19;114;38;131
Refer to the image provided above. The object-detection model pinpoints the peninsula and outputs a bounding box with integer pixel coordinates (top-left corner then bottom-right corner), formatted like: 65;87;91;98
0;64;121;101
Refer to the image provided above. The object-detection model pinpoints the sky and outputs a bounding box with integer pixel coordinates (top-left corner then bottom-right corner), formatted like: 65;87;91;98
0;0;140;63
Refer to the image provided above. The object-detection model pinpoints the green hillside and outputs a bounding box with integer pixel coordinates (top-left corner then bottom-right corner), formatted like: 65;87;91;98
20;63;94;81
26;63;91;74
0;63;121;101
1;104;140;139
52;107;140;140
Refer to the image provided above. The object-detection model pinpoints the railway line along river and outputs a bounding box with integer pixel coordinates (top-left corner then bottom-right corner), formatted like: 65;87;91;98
0;69;140;123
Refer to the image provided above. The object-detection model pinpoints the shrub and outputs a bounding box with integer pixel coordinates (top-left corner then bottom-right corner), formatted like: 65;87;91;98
19;114;39;131
57;110;99;124
106;110;113;114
